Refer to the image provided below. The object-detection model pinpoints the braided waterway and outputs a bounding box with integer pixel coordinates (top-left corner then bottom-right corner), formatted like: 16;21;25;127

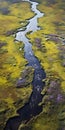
4;0;46;130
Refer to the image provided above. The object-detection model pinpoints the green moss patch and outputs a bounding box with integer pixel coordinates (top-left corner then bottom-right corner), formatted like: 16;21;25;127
26;0;65;130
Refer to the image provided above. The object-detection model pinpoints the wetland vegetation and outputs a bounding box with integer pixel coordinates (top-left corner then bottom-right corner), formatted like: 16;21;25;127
0;0;65;130
0;0;34;129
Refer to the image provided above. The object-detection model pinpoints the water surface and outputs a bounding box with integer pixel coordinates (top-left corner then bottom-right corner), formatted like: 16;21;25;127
4;1;46;130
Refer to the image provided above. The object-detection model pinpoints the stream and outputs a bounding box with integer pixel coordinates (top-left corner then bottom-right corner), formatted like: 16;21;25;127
4;0;46;130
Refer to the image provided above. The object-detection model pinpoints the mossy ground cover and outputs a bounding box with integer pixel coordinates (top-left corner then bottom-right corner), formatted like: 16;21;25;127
25;0;65;130
0;1;34;129
0;0;65;130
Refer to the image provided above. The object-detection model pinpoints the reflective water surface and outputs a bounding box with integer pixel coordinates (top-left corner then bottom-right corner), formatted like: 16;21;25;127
4;1;46;130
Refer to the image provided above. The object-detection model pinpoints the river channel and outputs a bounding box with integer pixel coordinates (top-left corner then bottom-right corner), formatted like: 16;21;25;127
4;0;46;130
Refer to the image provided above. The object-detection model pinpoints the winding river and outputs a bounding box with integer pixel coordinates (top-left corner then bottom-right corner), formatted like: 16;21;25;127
4;0;46;130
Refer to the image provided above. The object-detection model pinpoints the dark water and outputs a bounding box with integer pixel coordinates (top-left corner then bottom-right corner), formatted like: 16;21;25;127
4;0;46;130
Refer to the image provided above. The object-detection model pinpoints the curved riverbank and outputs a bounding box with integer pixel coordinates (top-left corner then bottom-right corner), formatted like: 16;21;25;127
4;0;46;130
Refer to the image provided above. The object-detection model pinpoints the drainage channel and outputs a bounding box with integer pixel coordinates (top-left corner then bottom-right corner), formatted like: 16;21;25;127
4;0;46;130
